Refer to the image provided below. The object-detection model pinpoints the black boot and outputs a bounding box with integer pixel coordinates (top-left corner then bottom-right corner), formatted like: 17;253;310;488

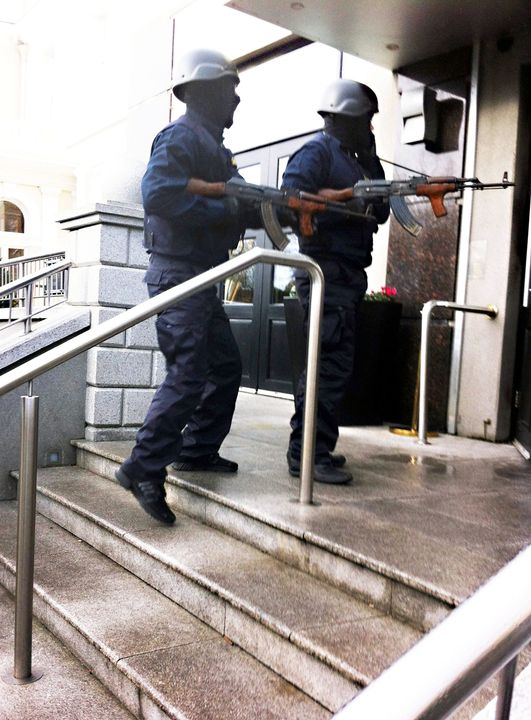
286;452;353;485
330;452;347;467
116;467;176;525
172;453;238;473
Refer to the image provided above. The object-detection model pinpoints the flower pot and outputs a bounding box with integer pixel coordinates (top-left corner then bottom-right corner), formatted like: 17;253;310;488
283;297;402;426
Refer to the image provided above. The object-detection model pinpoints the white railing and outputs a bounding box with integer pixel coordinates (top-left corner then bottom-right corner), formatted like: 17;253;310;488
0;252;66;287
0;261;71;334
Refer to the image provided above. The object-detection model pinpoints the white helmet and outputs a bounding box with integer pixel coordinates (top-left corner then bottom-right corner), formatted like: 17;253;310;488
172;48;239;101
318;79;379;117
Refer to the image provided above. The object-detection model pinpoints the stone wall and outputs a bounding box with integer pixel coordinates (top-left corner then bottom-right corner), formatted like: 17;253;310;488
0;355;86;498
60;202;163;441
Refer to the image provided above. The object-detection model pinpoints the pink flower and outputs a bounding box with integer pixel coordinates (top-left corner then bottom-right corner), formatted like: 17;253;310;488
364;286;398;302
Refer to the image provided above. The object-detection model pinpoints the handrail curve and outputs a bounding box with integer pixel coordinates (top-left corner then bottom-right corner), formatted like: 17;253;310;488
0;246;324;504
417;300;498;444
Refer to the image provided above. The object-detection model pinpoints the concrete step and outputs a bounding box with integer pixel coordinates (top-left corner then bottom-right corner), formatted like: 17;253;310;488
32;465;422;713
73;439;455;632
0;502;329;720
0;586;136;720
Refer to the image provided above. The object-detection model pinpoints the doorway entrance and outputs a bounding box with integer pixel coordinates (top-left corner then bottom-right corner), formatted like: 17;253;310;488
514;175;531;458
513;65;531;458
224;133;315;394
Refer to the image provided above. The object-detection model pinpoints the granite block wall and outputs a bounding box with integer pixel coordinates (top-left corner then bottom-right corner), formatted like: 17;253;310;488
59;202;161;441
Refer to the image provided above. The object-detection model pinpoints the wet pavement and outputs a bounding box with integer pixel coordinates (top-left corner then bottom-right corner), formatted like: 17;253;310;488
214;390;531;604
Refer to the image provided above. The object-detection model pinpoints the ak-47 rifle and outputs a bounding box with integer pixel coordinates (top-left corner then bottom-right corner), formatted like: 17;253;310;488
186;177;370;250
319;173;515;237
187;173;515;249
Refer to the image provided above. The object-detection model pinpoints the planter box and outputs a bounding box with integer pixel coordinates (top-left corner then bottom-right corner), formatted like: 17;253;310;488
283;297;402;426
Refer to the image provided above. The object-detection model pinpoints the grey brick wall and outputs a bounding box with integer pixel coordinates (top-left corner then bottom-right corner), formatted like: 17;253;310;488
59;202;161;441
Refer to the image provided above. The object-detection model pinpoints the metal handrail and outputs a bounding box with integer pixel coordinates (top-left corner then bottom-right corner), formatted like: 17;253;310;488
0;251;65;270
0;246;323;683
0;246;324;501
0;261;71;335
333;544;531;719
417;300;498;445
0;261;71;297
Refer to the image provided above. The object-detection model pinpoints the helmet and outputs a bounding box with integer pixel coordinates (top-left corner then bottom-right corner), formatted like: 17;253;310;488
172;48;239;101
317;79;379;118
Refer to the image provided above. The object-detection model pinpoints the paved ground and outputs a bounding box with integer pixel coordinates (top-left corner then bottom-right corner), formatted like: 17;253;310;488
226;391;531;718
0;585;135;720
215;390;531;604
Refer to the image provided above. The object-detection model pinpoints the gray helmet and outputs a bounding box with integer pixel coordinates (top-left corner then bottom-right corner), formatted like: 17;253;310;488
172;48;239;101
317;79;379;118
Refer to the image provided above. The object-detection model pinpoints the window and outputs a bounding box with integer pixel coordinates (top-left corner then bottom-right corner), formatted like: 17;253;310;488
0;201;25;233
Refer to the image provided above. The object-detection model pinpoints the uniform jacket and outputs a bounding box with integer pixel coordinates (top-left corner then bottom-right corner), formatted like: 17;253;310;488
282;132;389;268
141;110;243;267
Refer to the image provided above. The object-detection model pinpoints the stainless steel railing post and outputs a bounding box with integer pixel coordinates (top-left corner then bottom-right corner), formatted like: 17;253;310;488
12;394;43;683
418;301;498;445
495;655;518;720
23;284;33;335
299;262;324;505
417;300;437;446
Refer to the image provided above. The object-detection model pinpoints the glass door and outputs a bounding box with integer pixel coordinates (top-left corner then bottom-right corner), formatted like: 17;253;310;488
223;150;268;389
226;132;317;393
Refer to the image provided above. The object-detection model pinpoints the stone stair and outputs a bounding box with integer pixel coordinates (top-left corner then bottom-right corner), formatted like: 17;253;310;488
0;584;136;720
75;439;456;632
0;503;328;720
0;439;434;719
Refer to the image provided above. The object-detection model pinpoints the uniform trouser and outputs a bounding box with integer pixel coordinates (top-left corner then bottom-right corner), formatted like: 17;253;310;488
288;260;367;464
122;265;242;485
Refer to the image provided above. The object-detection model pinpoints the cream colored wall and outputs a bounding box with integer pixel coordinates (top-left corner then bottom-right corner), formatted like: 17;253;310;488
0;19;74;259
0;25;20;141
456;30;531;441
0;156;75;260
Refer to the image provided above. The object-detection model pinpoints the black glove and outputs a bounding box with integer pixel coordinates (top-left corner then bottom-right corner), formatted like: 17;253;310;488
222;196;241;221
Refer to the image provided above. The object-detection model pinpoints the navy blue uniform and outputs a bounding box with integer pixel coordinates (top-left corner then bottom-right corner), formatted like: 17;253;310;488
121;110;243;486
282;131;389;463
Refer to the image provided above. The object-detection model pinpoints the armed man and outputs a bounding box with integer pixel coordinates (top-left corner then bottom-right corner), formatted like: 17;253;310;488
283;78;390;484
116;49;256;524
